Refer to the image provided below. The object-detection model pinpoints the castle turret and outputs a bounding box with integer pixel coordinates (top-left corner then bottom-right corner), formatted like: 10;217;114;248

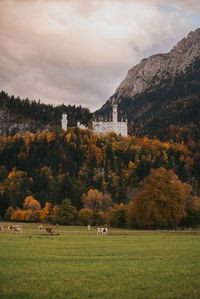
61;113;68;130
112;105;117;123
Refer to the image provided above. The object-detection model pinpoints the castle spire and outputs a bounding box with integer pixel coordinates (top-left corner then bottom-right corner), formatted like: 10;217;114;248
112;105;117;123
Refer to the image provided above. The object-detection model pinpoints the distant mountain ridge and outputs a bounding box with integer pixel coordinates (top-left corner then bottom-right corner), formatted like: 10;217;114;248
99;28;200;144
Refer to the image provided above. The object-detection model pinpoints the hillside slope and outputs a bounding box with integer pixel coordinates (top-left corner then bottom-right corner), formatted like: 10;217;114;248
0;91;92;135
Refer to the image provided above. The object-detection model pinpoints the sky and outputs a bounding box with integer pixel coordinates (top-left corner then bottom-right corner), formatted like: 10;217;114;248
0;0;200;111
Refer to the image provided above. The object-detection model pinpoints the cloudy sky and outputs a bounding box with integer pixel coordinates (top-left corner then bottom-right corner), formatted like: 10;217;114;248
0;0;200;111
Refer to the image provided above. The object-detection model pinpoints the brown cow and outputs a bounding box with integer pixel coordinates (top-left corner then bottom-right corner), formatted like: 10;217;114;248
45;227;54;235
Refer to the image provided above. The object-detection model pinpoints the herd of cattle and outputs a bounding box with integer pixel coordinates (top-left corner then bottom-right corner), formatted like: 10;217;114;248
0;225;23;234
0;224;108;235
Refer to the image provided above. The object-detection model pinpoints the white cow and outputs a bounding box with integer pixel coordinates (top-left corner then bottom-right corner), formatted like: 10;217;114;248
38;225;43;231
97;227;108;236
88;225;91;231
0;225;3;231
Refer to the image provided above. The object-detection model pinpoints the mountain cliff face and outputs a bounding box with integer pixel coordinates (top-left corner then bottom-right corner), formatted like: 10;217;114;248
100;28;200;143
110;28;200;102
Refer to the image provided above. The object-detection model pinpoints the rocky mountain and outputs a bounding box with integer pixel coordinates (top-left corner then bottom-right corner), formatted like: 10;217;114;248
1;28;199;144
99;28;200;144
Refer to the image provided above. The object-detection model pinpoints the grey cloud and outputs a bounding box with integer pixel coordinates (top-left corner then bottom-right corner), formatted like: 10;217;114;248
0;0;199;111
163;0;200;13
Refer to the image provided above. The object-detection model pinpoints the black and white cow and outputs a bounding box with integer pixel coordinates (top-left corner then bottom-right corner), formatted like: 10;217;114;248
96;227;108;236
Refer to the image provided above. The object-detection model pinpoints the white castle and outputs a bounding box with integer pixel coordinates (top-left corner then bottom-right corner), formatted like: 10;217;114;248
92;105;127;137
61;105;128;137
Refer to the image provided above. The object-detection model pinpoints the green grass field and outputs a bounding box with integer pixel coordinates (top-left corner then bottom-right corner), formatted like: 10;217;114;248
0;223;200;299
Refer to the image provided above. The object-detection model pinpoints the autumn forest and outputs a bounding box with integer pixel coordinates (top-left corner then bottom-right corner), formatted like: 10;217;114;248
0;123;200;228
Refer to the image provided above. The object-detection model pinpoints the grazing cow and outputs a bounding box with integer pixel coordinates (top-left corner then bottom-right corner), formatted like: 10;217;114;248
38;225;43;231
45;227;54;235
88;225;91;231
13;225;22;234
9;225;22;234
96;227;108;236
0;225;3;231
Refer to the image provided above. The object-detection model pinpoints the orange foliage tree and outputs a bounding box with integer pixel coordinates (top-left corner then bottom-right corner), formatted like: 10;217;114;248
11;209;26;221
40;202;52;223
127;167;188;228
23;196;41;210
10;196;41;222
82;189;112;213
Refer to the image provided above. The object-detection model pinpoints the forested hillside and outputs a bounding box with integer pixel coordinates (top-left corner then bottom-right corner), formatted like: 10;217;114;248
0;91;92;134
0;128;200;227
119;58;200;146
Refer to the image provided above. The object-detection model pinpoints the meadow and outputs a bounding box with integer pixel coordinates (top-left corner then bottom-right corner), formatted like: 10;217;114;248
0;223;200;299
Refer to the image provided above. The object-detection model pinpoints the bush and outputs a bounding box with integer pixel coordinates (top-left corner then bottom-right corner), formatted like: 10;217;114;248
51;199;77;225
106;204;127;228
78;208;93;225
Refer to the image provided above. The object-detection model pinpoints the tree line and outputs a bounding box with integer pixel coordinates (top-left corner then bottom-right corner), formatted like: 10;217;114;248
0;91;92;130
0;128;200;228
4;168;200;229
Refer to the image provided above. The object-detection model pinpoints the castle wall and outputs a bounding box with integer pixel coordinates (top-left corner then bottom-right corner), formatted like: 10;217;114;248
92;118;127;136
92;104;127;137
63;105;128;137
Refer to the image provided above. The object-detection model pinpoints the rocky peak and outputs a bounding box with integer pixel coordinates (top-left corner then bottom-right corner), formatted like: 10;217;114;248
108;28;200;105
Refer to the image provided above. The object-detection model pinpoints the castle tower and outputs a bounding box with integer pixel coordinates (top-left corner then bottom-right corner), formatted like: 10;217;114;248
61;113;68;130
112;105;117;123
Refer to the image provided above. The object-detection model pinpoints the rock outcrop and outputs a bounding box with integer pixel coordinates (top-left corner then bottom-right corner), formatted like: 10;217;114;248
107;28;200;105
